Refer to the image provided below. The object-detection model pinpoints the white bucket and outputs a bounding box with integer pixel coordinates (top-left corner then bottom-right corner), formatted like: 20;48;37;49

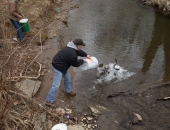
79;56;98;71
19;18;28;23
51;123;67;130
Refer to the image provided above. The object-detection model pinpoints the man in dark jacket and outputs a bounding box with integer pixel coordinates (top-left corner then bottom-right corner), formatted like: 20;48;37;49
46;38;90;108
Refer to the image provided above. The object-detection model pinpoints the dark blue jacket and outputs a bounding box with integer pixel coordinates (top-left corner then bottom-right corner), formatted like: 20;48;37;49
52;46;87;74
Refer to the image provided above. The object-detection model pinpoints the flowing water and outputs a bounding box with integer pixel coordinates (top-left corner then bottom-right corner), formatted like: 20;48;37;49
58;0;170;129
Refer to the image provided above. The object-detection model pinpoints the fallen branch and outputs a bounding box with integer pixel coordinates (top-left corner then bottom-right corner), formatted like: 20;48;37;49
0;46;20;67
24;51;42;76
9;90;63;122
156;97;170;100
9;90;29;99
107;91;127;98
107;82;170;98
7;62;42;80
0;34;29;67
8;113;28;129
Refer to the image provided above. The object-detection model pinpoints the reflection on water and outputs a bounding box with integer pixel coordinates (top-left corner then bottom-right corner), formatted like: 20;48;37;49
142;13;170;81
60;0;170;104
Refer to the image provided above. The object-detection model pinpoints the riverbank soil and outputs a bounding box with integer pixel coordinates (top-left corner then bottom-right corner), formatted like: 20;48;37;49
141;0;170;16
0;0;83;129
97;82;170;130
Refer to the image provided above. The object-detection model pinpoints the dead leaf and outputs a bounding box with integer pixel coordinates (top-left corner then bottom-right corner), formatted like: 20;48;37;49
13;101;19;106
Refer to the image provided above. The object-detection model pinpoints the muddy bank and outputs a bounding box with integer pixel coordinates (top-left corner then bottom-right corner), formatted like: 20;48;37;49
141;0;170;15
97;82;170;130
0;0;85;129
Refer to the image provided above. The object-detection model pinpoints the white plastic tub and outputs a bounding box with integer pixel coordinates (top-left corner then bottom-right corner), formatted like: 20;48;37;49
19;18;28;23
79;56;98;71
51;123;67;130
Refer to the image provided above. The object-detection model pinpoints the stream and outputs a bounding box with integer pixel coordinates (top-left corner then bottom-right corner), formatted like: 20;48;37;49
59;0;170;129
37;0;170;129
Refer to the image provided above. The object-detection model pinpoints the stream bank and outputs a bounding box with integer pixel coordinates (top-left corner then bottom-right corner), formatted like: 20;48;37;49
0;0;88;129
141;0;170;16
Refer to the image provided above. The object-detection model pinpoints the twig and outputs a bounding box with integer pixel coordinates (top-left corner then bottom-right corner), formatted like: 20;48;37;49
9;90;61;120
0;46;20;67
0;34;29;67
156;97;170;100
40;30;42;51
8;113;28;129
107;91;127;98
107;82;170;98
5;122;10;130
21;97;30;111
7;62;42;80
39;104;63;122
24;52;42;76
9;90;28;99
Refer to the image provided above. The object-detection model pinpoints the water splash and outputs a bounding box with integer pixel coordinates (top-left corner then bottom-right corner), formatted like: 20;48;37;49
95;63;135;84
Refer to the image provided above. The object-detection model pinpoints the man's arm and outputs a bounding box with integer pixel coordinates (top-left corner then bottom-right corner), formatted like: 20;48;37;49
77;50;87;57
9;1;22;18
70;57;84;67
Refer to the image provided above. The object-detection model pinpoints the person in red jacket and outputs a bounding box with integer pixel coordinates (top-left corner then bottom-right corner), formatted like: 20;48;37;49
45;38;90;108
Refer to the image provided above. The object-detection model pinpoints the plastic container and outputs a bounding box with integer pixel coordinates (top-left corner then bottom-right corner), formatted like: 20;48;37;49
79;56;98;71
19;18;30;32
51;123;67;130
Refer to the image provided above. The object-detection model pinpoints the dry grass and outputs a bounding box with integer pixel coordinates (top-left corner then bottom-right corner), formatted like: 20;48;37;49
0;0;72;129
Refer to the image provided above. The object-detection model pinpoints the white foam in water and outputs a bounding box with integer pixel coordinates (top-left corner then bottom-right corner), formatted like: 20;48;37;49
95;63;135;84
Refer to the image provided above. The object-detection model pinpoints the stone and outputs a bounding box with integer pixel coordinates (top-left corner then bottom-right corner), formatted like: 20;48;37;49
138;94;142;97
68;125;84;130
56;0;61;3
65;108;72;114
114;121;119;124
48;120;52;129
40;111;46;123
56;108;66;115
55;16;60;20
87;117;93;121
88;124;92;129
89;107;100;115
15;79;41;98
132;112;142;124
73;116;78;121
133;112;142;121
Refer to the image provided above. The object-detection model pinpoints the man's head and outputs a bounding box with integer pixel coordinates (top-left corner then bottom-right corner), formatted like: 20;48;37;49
73;38;86;50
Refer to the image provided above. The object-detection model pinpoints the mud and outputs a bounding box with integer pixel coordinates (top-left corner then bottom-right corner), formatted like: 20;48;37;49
103;82;170;130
